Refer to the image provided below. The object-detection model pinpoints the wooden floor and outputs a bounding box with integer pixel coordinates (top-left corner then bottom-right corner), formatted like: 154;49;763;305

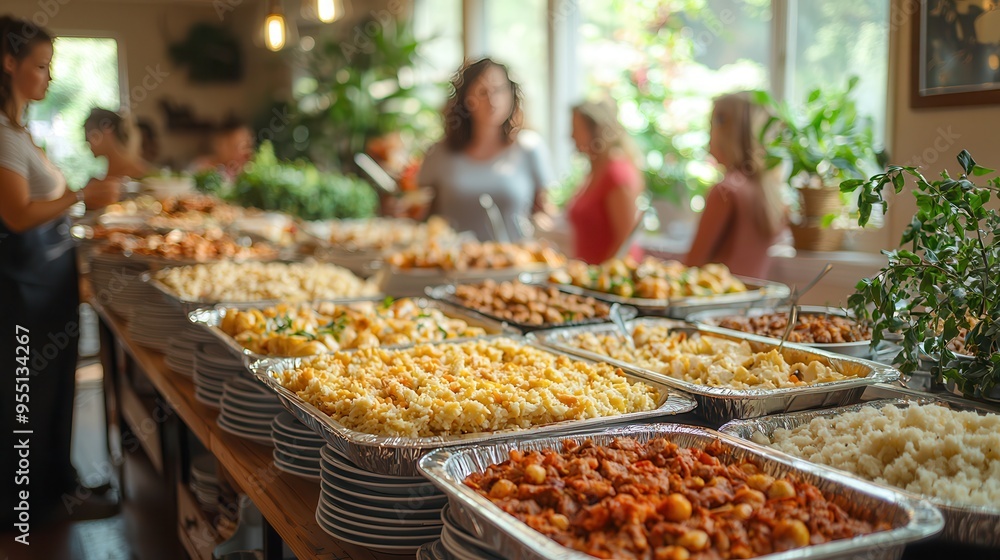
0;373;180;560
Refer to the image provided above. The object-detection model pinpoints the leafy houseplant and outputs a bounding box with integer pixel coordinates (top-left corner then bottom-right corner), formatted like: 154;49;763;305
842;150;1000;397
756;78;885;249
195;142;377;221
276;17;440;171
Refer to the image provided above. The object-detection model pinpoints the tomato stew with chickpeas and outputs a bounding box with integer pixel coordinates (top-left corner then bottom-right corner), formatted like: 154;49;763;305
464;437;889;559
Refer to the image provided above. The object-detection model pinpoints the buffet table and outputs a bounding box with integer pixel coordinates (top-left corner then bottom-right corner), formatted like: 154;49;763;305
91;297;408;560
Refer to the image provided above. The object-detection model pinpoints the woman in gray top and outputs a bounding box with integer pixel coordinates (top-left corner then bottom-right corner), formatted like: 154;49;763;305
0;15;120;526
419;58;554;241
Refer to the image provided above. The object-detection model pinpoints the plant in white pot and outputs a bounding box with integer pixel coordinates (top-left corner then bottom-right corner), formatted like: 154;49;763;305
755;78;886;251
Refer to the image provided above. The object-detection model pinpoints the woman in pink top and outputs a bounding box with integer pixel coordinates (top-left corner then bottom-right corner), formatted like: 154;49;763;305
686;92;786;278
566;99;645;264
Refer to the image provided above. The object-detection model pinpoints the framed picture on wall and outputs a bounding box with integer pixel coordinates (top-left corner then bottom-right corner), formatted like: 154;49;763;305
911;0;1000;108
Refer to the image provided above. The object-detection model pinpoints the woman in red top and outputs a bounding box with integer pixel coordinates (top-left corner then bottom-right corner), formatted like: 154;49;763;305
566;99;645;264
686;92;786;278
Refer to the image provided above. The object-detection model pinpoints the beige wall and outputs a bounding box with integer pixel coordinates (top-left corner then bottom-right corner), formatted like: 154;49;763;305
886;0;1000;243
5;0;293;165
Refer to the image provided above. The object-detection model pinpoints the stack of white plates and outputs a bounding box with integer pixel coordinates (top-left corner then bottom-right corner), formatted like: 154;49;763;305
438;503;504;559
316;445;445;554
164;336;198;377
190;454;221;514
217;378;283;445
129;306;191;351
193;344;246;408
270;412;324;480
87;254;150;319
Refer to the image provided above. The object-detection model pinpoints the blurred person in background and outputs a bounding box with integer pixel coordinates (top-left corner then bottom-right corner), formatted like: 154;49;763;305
84;107;149;180
137;117;161;165
191;118;253;180
566;98;645;264
685;91;786;278
0;15;121;527
419;58;555;241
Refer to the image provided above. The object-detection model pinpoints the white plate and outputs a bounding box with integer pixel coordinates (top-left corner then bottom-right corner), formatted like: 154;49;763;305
271;428;325;449
193;391;222;409
220;396;283;419
314;508;435;551
320;496;444;528
321;451;425;483
272;456;321;481
218;412;273;433
321;474;446;508
317;500;442;537
273;448;320;468
320;488;443;521
217;416;273;445
320;462;436;496
273;438;324;454
273;413;318;436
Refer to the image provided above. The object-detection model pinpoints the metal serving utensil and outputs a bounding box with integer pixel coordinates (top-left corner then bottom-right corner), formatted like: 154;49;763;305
777;263;833;352
479;194;511;243
609;303;635;350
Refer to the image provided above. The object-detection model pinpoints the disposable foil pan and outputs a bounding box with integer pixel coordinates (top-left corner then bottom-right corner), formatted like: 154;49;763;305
424;283;636;333
416;423;943;560
544;275;790;318
187;298;509;363
376;264;559;298
143;264;383;313
686;305;891;359
719;395;1000;547
249;340;697;476
528;318;901;424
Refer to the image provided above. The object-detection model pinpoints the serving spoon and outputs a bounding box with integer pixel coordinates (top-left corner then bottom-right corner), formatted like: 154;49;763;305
479;194;511;243
609;303;636;350
776;263;833;352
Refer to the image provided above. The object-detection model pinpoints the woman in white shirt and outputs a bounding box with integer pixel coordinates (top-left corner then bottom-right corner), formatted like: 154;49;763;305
419;58;554;241
0;15;120;526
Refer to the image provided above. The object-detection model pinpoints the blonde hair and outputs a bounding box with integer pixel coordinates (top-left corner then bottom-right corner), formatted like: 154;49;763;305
572;98;643;169
711;91;785;238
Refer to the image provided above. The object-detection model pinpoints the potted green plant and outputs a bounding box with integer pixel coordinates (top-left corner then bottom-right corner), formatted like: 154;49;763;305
755;77;885;251
841;150;1000;400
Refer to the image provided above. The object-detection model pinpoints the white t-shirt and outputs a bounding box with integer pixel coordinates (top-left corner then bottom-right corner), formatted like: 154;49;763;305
0;114;66;201
418;130;554;241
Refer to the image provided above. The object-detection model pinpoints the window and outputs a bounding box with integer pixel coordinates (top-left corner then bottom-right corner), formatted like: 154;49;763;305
484;0;550;143
576;0;771;206
783;0;890;145
28;37;122;190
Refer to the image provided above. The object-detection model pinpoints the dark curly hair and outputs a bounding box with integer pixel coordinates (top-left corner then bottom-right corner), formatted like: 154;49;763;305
443;58;522;152
0;15;53;128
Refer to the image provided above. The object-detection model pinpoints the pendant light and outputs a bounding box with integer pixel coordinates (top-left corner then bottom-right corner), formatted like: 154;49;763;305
301;0;344;23
316;0;343;23
264;0;287;51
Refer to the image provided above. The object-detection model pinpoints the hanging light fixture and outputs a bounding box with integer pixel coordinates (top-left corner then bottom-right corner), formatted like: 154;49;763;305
301;0;344;23
316;0;343;23
264;0;287;51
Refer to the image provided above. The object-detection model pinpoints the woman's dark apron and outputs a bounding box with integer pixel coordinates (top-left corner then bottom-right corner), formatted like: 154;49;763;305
1;215;80;523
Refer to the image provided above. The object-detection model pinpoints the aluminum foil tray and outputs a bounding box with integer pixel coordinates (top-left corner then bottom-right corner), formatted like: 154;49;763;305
685;305;896;359
249;341;697;477
376;265;558;298
187;297;509;363
528;318;901;424
144;265;382;313
545;275;790;318
719;393;1000;547
417;423;942;560
424;283;636;334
